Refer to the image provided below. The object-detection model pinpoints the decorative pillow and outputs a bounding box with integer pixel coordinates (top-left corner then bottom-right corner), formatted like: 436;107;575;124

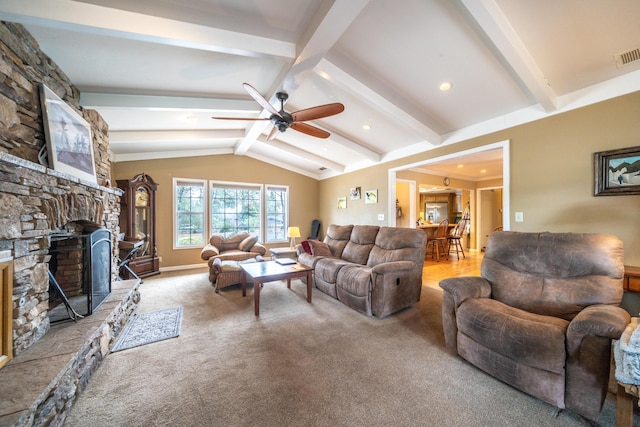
238;235;258;252
309;240;332;256
300;240;312;255
218;232;250;251
209;234;224;248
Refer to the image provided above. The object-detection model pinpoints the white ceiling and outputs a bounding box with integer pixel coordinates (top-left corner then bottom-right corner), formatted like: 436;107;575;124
1;0;639;180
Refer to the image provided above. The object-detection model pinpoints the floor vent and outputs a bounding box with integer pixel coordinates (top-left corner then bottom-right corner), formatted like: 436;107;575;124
614;48;640;68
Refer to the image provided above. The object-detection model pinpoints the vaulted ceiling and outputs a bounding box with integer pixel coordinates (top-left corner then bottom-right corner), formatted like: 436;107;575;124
2;0;639;180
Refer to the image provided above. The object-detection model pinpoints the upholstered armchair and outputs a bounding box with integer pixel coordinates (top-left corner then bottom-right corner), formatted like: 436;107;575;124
440;231;630;420
200;232;266;283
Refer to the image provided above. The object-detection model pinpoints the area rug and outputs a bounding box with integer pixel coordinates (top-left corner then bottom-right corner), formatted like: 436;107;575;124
111;306;183;352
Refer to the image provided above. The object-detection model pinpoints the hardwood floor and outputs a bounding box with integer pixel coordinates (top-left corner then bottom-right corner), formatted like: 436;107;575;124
422;249;483;290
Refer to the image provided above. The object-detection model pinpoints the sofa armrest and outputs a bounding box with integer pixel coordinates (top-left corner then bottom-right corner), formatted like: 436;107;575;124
567;305;630;344
200;243;220;261
565;304;630;418
371;261;416;275
439;277;491;308
210;257;222;275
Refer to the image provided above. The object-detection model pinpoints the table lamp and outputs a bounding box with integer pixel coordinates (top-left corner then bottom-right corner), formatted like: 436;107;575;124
288;226;300;248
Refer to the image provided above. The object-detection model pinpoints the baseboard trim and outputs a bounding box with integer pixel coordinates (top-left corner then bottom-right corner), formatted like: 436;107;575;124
160;263;207;272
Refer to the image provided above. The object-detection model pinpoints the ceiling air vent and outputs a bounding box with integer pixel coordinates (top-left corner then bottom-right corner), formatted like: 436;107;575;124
614;48;640;68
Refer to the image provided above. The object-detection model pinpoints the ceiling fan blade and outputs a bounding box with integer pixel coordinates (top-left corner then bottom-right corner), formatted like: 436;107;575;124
267;125;280;141
243;83;281;118
291;122;330;139
212;117;269;121
292;103;344;122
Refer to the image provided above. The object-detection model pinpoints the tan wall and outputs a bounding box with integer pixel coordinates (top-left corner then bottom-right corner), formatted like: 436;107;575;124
395;181;411;228
114;91;640;267
319;91;640;265
318;166;389;229
113;154;319;269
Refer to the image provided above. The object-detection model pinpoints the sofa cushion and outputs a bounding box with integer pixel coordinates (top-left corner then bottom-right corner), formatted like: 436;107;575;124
482;232;624;320
457;297;569;374
324;224;354;257
315;258;352;284
367;226;427;268
221;232;250;251
309;240;332;256
238;235;258;252
336;265;372;296
341;225;378;265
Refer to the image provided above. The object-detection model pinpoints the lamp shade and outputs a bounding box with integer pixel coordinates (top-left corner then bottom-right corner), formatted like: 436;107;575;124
287;227;300;238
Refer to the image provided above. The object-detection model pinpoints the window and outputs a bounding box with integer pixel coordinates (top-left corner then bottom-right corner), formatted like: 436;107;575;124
210;181;261;237
173;179;289;246
265;185;288;242
174;178;206;248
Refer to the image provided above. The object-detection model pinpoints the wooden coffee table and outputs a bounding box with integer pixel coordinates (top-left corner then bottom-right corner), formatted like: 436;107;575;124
240;261;313;316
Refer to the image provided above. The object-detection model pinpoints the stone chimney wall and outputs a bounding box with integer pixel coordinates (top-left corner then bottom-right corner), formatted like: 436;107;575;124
0;22;120;355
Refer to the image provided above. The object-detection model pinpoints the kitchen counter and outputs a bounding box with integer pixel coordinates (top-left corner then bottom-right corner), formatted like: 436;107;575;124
418;224;455;238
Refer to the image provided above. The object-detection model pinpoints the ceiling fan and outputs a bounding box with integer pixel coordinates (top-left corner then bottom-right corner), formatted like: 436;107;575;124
212;83;344;140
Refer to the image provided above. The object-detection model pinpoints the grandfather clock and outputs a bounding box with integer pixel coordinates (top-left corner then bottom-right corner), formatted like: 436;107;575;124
117;173;160;278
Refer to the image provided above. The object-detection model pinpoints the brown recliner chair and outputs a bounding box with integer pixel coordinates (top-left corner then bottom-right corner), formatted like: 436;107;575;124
440;231;630;420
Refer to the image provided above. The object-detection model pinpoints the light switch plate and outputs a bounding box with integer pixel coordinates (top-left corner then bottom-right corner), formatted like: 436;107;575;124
378;214;385;221
515;212;524;222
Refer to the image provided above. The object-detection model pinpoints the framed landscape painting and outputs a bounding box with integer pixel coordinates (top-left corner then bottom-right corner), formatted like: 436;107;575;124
594;145;640;196
40;84;96;183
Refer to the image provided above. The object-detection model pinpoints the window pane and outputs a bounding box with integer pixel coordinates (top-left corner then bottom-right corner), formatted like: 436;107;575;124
210;182;261;238
175;180;205;247
265;185;288;243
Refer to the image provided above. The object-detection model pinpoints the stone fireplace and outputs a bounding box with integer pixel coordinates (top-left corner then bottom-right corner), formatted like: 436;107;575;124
0;22;118;355
0;152;121;355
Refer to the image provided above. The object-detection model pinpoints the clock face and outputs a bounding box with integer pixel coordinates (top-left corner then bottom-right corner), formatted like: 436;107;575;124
443;177;450;186
135;187;149;207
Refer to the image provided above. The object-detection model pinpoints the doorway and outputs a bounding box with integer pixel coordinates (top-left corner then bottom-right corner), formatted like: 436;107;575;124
477;187;504;251
389;140;510;251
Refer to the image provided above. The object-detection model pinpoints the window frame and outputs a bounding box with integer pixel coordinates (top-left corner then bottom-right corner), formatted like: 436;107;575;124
264;184;289;244
173;178;207;250
209;180;262;239
172;178;290;248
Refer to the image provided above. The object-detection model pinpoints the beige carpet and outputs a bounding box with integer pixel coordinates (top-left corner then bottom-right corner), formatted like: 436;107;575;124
64;269;629;427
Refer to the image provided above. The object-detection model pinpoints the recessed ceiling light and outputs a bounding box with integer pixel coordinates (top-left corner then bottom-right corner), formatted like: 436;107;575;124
457;164;464;168
439;82;453;91
480;169;487;174
362;124;372;130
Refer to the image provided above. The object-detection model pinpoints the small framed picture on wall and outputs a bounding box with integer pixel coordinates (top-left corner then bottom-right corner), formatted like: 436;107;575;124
350;187;361;200
365;189;378;204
